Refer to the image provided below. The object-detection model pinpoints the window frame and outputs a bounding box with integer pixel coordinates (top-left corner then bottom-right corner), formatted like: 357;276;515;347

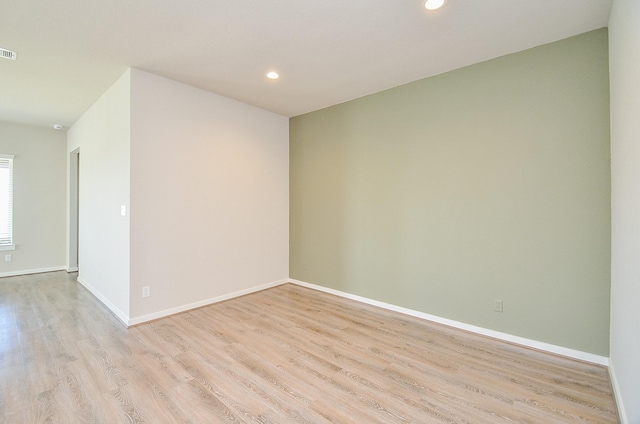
0;154;15;251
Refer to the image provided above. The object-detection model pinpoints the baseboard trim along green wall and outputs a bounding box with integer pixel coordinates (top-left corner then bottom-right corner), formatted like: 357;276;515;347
290;278;609;366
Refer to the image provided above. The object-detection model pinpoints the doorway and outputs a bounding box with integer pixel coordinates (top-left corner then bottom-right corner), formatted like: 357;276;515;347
68;148;79;272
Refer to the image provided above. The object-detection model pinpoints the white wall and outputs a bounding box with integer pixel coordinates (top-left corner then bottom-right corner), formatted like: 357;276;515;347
0;121;66;276
609;0;640;422
129;69;289;320
67;70;131;321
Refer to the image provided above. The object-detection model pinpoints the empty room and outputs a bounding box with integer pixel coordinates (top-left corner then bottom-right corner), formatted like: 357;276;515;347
1;0;638;422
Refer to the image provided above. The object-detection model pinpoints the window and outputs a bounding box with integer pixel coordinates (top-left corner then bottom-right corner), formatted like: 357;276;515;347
0;155;14;250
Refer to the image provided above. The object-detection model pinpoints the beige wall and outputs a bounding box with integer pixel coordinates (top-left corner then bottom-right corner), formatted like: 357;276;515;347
67;70;131;321
290;29;611;356
66;68;289;324
129;69;289;320
609;0;640;421
0;121;66;276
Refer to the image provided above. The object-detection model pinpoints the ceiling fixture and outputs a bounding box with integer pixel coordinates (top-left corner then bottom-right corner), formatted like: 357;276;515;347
424;0;447;11
266;71;279;80
0;48;17;60
53;124;63;130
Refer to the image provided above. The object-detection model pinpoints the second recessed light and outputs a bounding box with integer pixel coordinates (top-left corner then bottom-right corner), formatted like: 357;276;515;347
425;0;447;10
266;71;279;80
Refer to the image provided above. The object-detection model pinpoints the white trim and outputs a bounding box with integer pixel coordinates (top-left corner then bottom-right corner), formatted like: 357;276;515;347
127;278;290;326
290;279;609;366
608;360;628;424
0;266;66;278
66;266;79;272
0;155;14;249
77;276;129;327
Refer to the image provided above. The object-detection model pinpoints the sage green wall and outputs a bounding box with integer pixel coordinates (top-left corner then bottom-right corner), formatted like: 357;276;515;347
290;29;611;356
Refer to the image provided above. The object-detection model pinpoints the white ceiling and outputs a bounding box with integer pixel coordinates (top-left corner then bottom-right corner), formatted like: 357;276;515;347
1;0;613;129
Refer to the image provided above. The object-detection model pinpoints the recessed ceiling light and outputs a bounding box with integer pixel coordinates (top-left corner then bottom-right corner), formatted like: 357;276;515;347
425;0;447;10
53;124;63;130
266;71;279;80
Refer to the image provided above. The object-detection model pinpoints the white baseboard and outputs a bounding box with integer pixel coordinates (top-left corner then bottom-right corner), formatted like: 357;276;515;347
71;273;611;367
77;276;130;327
290;279;609;366
127;278;290;327
0;266;67;278
608;360;628;424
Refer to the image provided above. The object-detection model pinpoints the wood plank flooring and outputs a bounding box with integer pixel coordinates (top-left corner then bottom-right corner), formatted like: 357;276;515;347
0;271;618;423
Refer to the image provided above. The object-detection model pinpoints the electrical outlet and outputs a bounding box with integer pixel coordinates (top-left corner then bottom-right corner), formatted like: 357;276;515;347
494;299;504;313
4;254;11;262
142;286;150;298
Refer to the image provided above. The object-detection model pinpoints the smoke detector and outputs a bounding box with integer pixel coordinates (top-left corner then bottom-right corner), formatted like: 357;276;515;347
0;48;17;60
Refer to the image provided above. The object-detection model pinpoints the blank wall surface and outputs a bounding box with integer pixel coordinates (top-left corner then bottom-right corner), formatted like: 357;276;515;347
0;121;66;275
129;69;289;320
67;70;131;319
290;29;611;356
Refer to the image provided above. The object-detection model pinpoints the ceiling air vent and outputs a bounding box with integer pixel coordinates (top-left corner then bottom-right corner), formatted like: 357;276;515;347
0;48;17;60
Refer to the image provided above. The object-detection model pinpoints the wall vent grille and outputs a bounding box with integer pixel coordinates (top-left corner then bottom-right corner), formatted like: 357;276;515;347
0;48;17;60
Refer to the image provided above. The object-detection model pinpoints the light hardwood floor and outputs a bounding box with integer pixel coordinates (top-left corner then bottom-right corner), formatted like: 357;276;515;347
0;271;618;423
